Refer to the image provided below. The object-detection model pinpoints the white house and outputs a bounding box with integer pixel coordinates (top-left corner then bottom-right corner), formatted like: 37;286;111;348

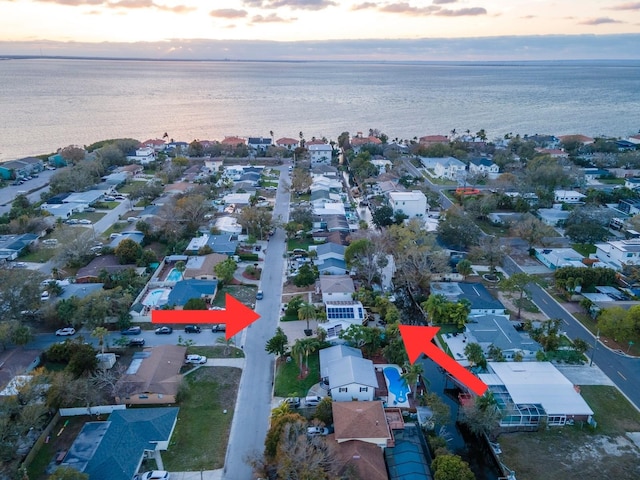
309;144;333;166
554;190;586;203
322;300;366;341
327;356;378;402
433;157;467;180
534;248;585;270
388;190;428;218
320;275;355;303
247;137;272;151
126;146;155;165
468;158;500;179
595;239;640;270
275;137;299;150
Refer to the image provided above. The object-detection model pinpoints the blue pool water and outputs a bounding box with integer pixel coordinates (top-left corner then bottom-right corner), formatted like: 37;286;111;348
166;268;183;282
143;288;170;307
384;367;411;405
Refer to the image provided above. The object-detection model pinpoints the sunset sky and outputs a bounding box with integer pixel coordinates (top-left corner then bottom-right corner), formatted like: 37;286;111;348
1;0;640;60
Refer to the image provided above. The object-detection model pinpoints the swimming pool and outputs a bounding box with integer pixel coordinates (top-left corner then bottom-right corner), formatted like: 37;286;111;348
383;366;411;408
142;288;171;307
166;268;183;282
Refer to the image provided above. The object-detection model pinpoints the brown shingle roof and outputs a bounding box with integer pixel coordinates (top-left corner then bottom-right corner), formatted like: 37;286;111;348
333;401;391;443
118;345;186;398
334;438;388;480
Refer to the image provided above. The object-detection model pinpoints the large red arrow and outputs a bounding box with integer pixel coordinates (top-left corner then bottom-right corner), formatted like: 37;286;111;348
151;293;260;340
399;325;488;396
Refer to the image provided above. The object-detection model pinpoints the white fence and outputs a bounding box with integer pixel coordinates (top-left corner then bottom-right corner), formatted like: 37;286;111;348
59;404;126;417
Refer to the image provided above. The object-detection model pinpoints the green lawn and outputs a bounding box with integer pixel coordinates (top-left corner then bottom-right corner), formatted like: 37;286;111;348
163;366;242;471
598;178;625;185
274;352;320;398
287;237;314;252
186;345;245;359
118;181;148;193
71;211;106;222
210;285;258;308
572;243;596;257
20;248;57;263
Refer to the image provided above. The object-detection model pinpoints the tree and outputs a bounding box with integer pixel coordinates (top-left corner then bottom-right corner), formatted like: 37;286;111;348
91;326;109;355
114;238;141;264
372;205;395;228
0;268;44;320
424;294;449;325
290;167;312;194
572;338;590;355
293;264;317;287
437;207;482;251
487;344;505;362
344;235;389;288
456;259;473;279
564;206;614;244
216;336;235;355
265;327;289;358
459;391;501;438
510;213;556;249
175;260;186;280
469;235;504;273
59;145;86;164
432;454;475;480
464;342;487;369
49;466;90;480
502;272;534;319
401;361;424;396
298;302;317;331
214;258;237;285
183;297;207;309
239;207;273;239
314;397;333;426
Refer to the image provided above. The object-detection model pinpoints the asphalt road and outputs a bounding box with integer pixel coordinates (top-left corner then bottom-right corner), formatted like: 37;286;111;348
0;168;58;215
223;164;291;480
503;255;640;410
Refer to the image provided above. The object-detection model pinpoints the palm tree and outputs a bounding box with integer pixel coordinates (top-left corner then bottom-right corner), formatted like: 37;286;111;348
92;326;109;355
401;362;424;396
298;302;317;334
291;339;306;377
216;336;235;356
175;260;186;281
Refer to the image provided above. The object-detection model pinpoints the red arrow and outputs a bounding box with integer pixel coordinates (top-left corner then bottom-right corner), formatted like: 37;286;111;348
151;293;260;340
399;325;488;396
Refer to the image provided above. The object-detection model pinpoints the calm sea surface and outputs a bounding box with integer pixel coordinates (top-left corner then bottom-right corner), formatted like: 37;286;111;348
1;58;639;161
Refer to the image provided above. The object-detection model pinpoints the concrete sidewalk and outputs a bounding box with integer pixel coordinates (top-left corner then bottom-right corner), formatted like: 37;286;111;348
170;470;223;480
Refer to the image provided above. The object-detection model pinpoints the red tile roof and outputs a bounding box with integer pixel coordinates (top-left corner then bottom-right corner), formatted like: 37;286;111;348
558;134;594;144
142;139;166;146
306;139;327;146
276;137;299;145
221;136;246;145
419;134;449;144
351;136;382;146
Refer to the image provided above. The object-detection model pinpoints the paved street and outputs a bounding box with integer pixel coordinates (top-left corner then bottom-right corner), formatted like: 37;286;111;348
222;164;291;480
503;255;640;410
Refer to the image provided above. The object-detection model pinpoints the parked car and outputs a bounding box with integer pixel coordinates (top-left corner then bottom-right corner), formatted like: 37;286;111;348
256;290;264;300
14;262;28;268
78;219;92;225
304;395;323;407
211;324;226;332
185;354;207;365
121;326;142;335
40;291;50;301
307;426;330;436
280;397;301;409
55;327;76;336
155;326;173;335
129;338;145;347
140;471;170;480
103;196;115;201
184;325;201;333
84;207;96;212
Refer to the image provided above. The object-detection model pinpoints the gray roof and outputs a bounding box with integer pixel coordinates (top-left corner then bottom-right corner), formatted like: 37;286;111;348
328;355;378;389
430;282;505;312
315;242;346;257
71;407;179;480
465;315;542;353
57;283;105;300
319;274;354;294
319;345;362;379
108;231;145;249
167;279;218;306
317;257;348;273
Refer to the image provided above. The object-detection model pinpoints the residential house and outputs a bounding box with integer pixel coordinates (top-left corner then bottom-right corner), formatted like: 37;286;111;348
166;279;218;308
433;157;466;181
221;136;246;152
63;408;179;480
182;253;228;280
419;134;449;146
627;134;640;145
322;300;366;340
108;231;145;249
0;157;44;179
333;438;388;480
350;134;382;154
537;207;570;227
185;233;238;256
370;159;392;175
319;345;363;383
309;144;333;166
333;401;392;447
558;134;595;146
313;202;346;217
319;274;355;303
478;362;594;427
624;178;640;190
313;242;347;264
102;172;129;186
247;137;272;152
317;257;349;275
534;248;585;270
430;282;507;317
468;158;500;179
617;198;640;215
223;192;252;206
583;168;610;182
327;355;378;402
76;255;138;283
464;315;542;361
311;165;340;178
382;142;409;157
126;146;155;165
215;216;243;235
57;283;105;301
141;139;167;152
535;148;568;159
275;137;299;150
554;190;586;203
0;234;38;261
115;345;187;404
595;239;640;270
47;153;67;168
525;134;560;149
388;190;428;218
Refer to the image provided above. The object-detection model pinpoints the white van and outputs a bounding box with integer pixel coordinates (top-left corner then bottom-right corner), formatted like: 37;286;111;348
304;395;322;407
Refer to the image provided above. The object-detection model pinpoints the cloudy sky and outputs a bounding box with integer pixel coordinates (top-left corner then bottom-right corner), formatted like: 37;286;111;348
1;0;640;60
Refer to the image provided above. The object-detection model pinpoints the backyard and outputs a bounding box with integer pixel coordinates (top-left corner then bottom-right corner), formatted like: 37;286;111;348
274;352;320;398
499;385;640;480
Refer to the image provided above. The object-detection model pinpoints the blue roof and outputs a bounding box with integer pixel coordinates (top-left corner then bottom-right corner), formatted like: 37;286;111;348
317;257;347;273
66;407;179;480
205;234;238;255
167;279;218;306
458;282;505;311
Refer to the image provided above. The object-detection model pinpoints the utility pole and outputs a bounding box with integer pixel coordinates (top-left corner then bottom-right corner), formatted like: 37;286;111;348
589;329;600;367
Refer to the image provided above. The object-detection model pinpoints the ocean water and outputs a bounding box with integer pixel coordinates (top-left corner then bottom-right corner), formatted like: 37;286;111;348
1;58;639;161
